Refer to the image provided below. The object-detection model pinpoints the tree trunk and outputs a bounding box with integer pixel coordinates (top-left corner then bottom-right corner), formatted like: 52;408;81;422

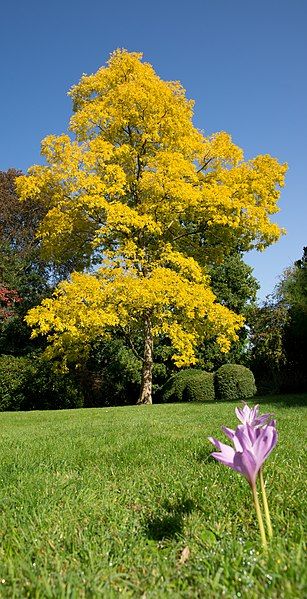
138;313;153;405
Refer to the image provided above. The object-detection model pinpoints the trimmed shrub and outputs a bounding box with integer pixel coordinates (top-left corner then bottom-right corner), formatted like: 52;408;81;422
215;364;256;402
185;372;215;402
161;369;202;403
161;369;215;403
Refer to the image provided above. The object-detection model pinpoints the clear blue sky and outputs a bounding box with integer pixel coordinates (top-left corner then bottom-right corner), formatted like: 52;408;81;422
1;0;306;300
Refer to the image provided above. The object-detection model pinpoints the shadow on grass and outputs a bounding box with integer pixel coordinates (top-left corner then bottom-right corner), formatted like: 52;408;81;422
256;393;307;407
144;497;194;541
195;448;218;464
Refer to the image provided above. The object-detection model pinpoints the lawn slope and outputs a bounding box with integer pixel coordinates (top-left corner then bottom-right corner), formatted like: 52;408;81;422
0;396;306;598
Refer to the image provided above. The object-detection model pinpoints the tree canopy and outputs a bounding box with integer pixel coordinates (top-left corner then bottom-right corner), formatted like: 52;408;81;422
16;50;287;403
277;247;307;314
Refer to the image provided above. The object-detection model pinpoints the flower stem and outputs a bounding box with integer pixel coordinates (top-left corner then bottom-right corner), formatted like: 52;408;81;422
259;468;273;539
251;483;268;551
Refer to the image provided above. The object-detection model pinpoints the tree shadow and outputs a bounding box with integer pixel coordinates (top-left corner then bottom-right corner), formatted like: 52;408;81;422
144;497;194;541
256;393;307;407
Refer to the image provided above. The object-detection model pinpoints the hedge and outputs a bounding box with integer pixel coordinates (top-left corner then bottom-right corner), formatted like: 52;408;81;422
0;353;84;411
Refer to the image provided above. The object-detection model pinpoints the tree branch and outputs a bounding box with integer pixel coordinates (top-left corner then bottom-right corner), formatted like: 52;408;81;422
119;326;144;362
196;157;214;174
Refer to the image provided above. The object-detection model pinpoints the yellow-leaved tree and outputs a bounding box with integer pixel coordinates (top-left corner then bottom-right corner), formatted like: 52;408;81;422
17;50;287;404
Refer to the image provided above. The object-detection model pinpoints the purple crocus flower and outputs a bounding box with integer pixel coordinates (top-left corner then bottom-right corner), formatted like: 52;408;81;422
235;402;272;428
209;422;277;487
208;403;278;549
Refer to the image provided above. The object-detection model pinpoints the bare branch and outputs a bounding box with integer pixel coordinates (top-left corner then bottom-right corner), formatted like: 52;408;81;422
196;158;214;174
119;326;144;362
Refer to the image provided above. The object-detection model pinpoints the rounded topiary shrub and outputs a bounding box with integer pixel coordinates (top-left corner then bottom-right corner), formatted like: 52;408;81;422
214;364;257;402
160;369;203;403
184;372;215;402
161;369;215;403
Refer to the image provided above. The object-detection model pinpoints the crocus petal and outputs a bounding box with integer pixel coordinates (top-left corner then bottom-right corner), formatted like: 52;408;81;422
222;426;235;440
235;424;254;450
211;451;235;469
208;437;235;461
247;423;259;444
254;413;272;427
208;436;222;450
235;402;273;428
235;403;255;425
252;426;278;470
235;406;246;424
250;405;259;422
221;426;244;451
233;450;258;486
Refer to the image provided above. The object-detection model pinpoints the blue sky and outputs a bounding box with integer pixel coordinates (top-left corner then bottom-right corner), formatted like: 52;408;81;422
1;0;306;300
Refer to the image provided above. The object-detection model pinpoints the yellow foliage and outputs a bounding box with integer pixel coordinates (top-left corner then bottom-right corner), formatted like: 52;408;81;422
18;49;287;368
26;266;243;368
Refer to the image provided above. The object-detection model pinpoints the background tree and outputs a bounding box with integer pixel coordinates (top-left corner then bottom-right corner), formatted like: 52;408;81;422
278;247;307;313
248;247;307;394
248;296;289;394
0;285;21;321
0;171;87;410
277;247;307;392
0;169;48;294
0;169;84;355
196;253;259;370
17;50;287;404
0;169;50;354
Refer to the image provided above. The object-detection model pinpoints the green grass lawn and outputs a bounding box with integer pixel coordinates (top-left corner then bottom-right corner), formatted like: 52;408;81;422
0;395;306;598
